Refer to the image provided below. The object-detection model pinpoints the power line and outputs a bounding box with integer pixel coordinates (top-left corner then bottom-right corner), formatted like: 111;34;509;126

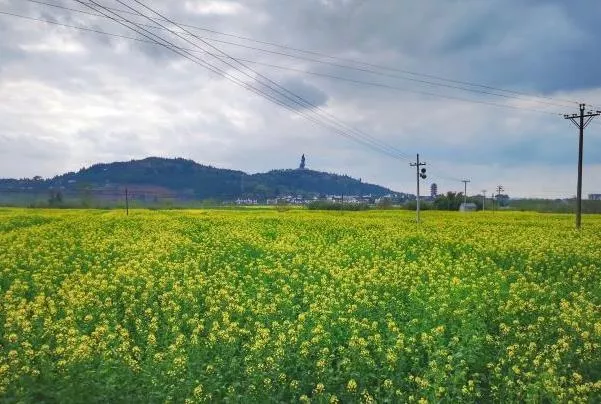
0;10;565;117
0;7;551;189
0;10;150;42
0;6;566;190
117;0;414;160
99;0;412;161
51;9;397;161
22;0;585;110
6;7;511;187
88;0;600;109
65;0;412;162
8;3;599;196
21;0;583;109
231;60;564;116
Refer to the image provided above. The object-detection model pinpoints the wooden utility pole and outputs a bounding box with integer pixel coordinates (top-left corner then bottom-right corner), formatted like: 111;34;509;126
461;179;470;207
564;104;600;229
410;154;427;223
125;188;129;216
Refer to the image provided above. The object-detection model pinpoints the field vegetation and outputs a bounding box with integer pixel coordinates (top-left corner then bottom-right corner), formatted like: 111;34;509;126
1;209;600;402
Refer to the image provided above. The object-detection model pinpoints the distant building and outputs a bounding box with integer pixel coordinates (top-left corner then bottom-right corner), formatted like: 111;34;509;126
235;198;258;205
459;202;478;212
589;194;601;201
431;183;438;198
299;154;306;170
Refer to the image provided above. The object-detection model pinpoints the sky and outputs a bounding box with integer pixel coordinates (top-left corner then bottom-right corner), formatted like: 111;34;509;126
1;0;601;198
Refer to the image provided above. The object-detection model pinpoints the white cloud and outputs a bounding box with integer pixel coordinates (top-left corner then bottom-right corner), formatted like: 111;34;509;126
184;0;244;15
19;34;86;54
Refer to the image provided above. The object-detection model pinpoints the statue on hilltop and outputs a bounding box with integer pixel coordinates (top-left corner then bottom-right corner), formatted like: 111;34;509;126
299;154;306;170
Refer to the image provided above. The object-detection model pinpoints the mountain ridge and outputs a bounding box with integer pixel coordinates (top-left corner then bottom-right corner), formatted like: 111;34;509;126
0;157;403;201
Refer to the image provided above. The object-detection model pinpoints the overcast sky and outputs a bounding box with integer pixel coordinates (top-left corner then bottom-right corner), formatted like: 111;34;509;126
1;0;601;198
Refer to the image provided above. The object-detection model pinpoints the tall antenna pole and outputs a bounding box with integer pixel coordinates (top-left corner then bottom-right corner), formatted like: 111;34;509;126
461;179;471;207
564;104;600;229
410;154;427;223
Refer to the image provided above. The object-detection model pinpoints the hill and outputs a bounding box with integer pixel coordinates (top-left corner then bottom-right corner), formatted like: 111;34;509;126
0;157;401;205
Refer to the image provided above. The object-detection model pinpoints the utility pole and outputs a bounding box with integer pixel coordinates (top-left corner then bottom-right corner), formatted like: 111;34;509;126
564;104;600;229
496;185;504;211
409;153;427;223
481;190;486;211
125;188;129;216
461;179;471;207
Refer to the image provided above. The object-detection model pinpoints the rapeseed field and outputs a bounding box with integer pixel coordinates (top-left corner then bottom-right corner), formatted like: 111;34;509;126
1;208;600;402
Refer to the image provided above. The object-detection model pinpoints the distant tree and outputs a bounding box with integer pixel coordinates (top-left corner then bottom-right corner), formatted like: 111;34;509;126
404;200;433;211
252;184;271;199
2;157;397;208
470;198;483;210
76;183;93;208
376;197;393;209
496;194;510;207
433;191;483;211
433;192;461;211
48;191;63;207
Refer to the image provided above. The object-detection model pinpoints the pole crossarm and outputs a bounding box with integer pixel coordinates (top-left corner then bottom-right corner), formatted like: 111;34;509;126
583;116;596;129
565;117;580;129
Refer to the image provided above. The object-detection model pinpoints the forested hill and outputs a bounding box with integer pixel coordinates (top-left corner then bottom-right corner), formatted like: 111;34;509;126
0;157;397;200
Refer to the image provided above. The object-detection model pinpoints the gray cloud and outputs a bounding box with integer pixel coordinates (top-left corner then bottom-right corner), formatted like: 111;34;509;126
0;0;600;197
254;76;329;110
